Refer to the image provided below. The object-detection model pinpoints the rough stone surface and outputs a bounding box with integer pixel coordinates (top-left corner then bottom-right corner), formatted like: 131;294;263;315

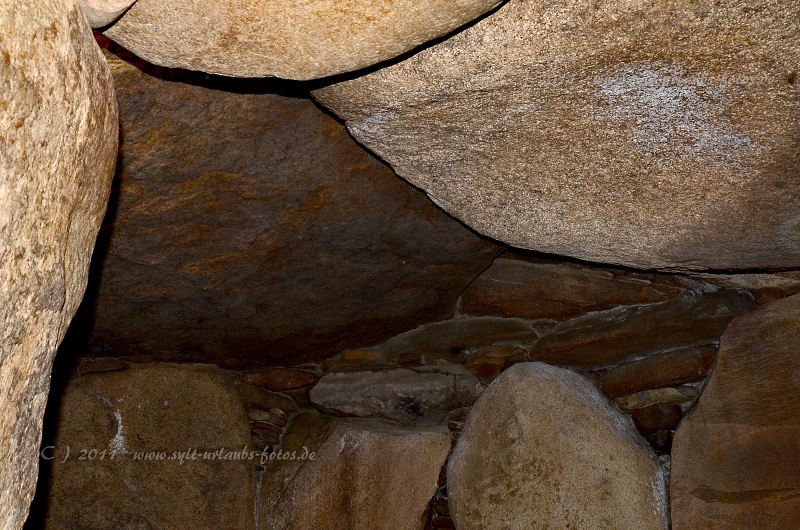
78;0;136;27
40;364;254;529
309;366;483;425
601;344;718;398
459;256;688;320
448;363;667;529
73;42;500;369
0;3;118;528
531;290;755;369
378;316;550;365
671;294;800;529
314;0;800;270
103;0;502;79
259;412;450;530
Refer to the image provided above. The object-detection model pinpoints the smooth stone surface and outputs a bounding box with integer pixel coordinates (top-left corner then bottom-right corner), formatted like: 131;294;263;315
41;364;254;529
671;294;800;529
309;366;483;425
104;0;502;79
314;0;800;270
78;0;136;27
531;290;755;369
0;3;118;527
448;363;667;529
601;344;718;398
459;257;688;320
378;316;550;365
259;412;450;530
74;42;500;369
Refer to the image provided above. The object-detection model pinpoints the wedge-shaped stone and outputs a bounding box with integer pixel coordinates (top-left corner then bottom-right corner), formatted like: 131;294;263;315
460;257;688;320
309;366;483;425
531;291;754;369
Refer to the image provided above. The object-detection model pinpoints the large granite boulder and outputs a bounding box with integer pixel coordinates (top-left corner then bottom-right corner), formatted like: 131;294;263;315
314;0;800;270
447;362;667;529
671;294;800;529
103;0;503;79
41;364;254;529
0;3;118;527
74;42;500;369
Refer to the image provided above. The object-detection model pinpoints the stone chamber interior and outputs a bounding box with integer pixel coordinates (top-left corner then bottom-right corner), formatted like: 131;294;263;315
7;2;800;529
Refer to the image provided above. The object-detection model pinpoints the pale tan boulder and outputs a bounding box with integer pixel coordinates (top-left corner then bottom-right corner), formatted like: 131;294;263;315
314;0;800;270
78;0;136;28
103;0;503;79
447;362;668;529
0;1;118;527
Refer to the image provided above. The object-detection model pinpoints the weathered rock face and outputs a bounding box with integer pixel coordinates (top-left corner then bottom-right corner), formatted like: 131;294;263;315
259;412;450;530
458;256;688;320
41;364;254;529
0;3;118;528
601;344;717;398
531;290;755;369
448;363;667;529
314;0;800;270
76;42;500;369
309;366;483;425
103;0;502;79
378;316;550;365
671;294;800;529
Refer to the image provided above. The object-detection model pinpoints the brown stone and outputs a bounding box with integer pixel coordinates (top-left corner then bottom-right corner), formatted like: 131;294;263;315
671;294;800;529
531;291;755;369
240;368;319;391
631;403;684;436
40;364;253;529
259;412;450;529
379;316;550;365
0;3;118;527
309;366;483;426
314;0;800;271
103;0;501;80
615;386;699;411
233;382;299;414
463;344;527;382
447;363;667;529
601;344;718;398
247;407;287;427
646;430;674;454
459;257;687;320
72;40;501;370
